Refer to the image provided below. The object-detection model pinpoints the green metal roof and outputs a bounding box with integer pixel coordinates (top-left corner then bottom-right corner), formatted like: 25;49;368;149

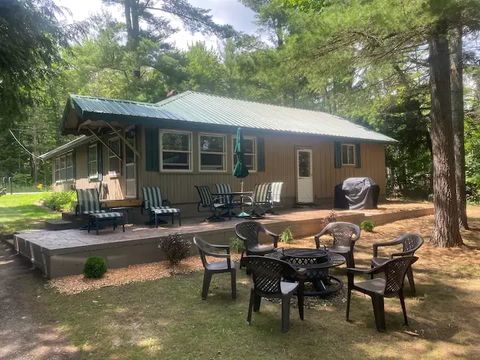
39;135;92;160
59;91;395;146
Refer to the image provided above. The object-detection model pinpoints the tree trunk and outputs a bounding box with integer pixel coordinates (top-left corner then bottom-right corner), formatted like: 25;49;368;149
124;0;141;79
450;24;468;229
428;20;463;247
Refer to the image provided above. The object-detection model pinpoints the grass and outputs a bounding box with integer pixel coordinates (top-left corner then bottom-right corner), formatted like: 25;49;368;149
0;192;60;234
30;210;480;359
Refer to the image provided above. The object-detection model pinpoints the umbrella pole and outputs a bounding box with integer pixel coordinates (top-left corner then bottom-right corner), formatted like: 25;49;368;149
238;180;250;218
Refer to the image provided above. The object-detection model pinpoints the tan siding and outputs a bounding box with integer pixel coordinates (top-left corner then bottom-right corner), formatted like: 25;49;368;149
53;126;387;215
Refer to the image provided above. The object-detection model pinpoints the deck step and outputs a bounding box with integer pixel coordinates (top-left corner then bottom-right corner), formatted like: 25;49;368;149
45;219;77;231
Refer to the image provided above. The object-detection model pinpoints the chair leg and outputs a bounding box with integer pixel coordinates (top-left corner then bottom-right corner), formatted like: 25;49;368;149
297;283;304;320
371;295;386;332
155;214;158;228
178;214;181;226
239;250;245;269
406;267;416;295
346;287;352;321
122;223;125;232
87;218;91;233
399;289;409;326
231;269;237;299
247;289;254;324
96;218;99;235
253;294;261;312
281;296;291;333
201;271;212;300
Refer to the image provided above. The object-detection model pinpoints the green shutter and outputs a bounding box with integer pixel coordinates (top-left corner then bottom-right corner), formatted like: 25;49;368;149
257;137;265;172
145;128;159;171
334;142;342;168
355;143;361;168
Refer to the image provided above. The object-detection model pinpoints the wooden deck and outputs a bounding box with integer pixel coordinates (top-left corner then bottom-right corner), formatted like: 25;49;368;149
12;202;433;278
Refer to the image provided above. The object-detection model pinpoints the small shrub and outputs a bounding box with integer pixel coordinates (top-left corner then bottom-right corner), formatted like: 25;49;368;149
160;233;191;266
325;210;337;224
43;191;76;212
360;220;375;232
280;227;294;243
229;237;244;253
83;256;107;279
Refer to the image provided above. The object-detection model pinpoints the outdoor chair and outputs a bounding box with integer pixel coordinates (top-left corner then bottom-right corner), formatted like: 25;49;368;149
142;186;181;227
243;255;305;332
346;256;418;332
314;222;361;268
267;181;283;214
235;220;279;268
75;188;125;235
243;183;272;217
193;236;237;300
194;185;230;221
371;233;424;295
214;183;237;216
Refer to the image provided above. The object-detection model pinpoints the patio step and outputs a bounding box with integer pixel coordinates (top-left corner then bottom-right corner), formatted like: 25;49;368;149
45;219;76;231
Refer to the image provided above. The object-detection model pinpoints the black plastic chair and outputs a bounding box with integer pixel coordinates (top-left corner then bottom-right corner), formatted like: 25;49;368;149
193;236;236;300
346;256;418;332
235;221;279;268
314;222;361;268
371;233;424;295
243;255;305;332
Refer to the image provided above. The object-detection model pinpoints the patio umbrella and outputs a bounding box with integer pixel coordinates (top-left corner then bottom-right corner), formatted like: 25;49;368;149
233;128;249;217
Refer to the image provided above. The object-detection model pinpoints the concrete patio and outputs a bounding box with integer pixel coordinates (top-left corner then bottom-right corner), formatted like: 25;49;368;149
12;202;433;278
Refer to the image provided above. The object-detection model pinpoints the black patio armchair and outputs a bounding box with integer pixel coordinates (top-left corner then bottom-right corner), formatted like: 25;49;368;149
243;255;305;332
235;221;279;268
194;185;230;221
314;222;361;268
346;256;418;332
243;183;272;217
372;233;424;295
193;236;236;300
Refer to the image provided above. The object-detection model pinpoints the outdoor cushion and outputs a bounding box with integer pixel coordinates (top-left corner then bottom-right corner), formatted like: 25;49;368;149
90;212;123;219
150;206;180;214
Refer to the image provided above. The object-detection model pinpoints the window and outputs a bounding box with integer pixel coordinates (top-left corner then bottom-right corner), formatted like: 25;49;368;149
341;144;356;166
199;134;226;172
108;137;121;176
160;131;191;171
88;143;99;178
54;153;74;182
232;136;257;172
66;153;74;180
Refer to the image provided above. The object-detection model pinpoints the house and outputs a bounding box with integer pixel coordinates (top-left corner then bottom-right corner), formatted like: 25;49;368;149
40;91;395;216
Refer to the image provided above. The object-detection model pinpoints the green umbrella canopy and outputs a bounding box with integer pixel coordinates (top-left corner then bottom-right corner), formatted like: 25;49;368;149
233;128;249;178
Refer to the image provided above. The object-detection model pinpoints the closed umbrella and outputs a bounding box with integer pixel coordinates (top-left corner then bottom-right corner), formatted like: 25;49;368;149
233;128;249;217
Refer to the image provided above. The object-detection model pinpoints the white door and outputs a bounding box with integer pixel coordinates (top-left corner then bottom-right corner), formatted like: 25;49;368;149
296;148;314;203
125;129;137;198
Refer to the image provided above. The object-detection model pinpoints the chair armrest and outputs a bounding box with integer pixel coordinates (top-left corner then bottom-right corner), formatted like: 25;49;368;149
265;229;280;248
372;238;403;257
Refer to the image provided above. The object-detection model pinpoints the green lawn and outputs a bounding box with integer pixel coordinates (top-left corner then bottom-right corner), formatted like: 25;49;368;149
0;192;60;234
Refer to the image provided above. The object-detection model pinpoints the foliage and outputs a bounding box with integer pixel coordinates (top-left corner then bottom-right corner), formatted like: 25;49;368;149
160;233;191;266
360;220;375;232
280;227;294;243
42;191;76;212
83;256;108;279
324;210;337;224
229;237;245;253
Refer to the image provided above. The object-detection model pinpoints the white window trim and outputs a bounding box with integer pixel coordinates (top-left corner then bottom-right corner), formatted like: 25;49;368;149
54;152;74;183
108;136;121;178
198;133;227;173
341;143;356;166
88;143;99;180
159;129;193;173
232;135;257;173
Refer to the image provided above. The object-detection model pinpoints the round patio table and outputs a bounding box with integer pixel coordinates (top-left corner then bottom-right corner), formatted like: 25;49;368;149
268;248;345;297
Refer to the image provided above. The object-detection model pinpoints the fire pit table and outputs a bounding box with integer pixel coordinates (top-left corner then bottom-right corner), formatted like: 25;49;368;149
268;248;345;297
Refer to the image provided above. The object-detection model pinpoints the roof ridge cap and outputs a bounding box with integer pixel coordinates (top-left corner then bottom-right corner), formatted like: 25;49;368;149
70;94;159;108
156;91;193;107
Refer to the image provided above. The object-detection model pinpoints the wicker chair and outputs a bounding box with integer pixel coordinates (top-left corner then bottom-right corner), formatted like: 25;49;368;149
346;256;418;332
243;255;305;332
193;236;236;300
371;233;424;295
314;222;361;268
235;221;279;268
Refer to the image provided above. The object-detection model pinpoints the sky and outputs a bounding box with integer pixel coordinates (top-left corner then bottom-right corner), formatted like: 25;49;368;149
54;0;259;49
